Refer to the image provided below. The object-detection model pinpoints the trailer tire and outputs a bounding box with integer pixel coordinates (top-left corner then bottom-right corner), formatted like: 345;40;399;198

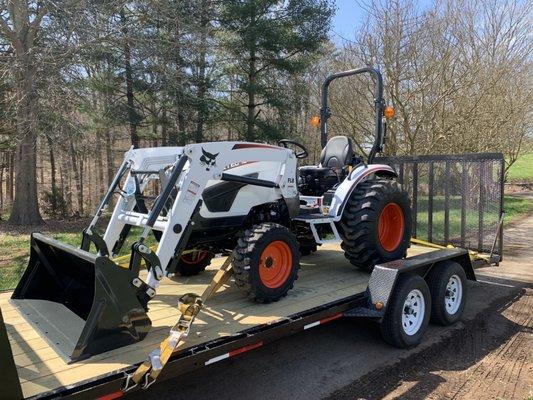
175;251;213;276
380;274;431;348
337;179;411;272
427;261;467;325
233;223;300;303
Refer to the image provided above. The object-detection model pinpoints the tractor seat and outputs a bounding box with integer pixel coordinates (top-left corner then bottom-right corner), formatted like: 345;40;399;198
298;136;357;196
320;135;354;168
299;136;355;176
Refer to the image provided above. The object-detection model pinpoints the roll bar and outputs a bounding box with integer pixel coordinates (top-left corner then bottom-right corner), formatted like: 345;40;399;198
319;67;385;163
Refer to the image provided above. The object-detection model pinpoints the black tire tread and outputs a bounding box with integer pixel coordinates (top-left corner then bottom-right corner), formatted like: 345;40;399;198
380;274;431;349
337;179;411;272
233;222;299;303
175;253;213;277
426;261;467;325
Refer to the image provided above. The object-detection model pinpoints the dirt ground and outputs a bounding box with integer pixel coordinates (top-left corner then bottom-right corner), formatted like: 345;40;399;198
328;289;532;400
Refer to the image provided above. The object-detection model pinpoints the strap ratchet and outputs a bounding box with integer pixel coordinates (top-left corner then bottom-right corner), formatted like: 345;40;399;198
123;254;234;392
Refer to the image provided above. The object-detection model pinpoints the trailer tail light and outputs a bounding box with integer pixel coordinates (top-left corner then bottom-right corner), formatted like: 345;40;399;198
375;302;384;310
97;390;123;400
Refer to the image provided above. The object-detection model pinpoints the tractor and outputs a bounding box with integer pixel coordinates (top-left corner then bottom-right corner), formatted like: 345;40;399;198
11;67;411;362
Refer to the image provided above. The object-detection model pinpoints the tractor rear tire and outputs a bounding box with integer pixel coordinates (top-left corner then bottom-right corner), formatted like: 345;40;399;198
337;179;411;272
233;223;300;303
175;251;213;276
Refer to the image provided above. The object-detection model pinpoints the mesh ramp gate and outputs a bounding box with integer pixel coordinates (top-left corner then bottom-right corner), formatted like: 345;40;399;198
375;153;504;261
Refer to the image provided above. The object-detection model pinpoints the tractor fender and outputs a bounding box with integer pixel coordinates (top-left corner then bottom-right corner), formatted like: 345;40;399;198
329;164;397;218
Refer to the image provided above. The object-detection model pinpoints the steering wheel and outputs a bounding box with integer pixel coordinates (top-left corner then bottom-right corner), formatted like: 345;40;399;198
277;139;309;159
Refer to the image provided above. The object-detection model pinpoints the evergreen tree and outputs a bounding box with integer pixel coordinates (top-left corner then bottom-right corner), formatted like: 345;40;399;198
220;0;334;141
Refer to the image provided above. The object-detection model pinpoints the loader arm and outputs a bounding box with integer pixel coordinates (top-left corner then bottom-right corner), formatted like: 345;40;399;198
102;142;298;288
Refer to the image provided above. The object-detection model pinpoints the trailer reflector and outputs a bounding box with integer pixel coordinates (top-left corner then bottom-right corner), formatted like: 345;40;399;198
97;390;123;400
304;313;343;330
205;341;263;366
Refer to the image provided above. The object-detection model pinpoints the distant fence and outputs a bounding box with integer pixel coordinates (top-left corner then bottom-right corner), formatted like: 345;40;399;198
375;153;504;259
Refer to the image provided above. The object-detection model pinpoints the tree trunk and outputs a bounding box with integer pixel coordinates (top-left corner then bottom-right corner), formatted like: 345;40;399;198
8;151;14;204
245;5;257;142
195;0;209;143
9;64;43;225
161;106;168;146
45;133;58;212
120;8;140;148
0;157;4;219
96;132;104;197
68;137;84;216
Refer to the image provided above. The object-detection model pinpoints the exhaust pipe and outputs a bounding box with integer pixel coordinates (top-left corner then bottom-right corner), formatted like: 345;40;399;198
11;233;151;363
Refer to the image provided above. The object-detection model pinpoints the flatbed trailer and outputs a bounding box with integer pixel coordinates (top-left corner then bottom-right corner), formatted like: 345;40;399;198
0;243;475;400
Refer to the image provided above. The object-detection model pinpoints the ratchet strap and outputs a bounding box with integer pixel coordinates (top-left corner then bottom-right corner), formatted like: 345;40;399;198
124;254;234;391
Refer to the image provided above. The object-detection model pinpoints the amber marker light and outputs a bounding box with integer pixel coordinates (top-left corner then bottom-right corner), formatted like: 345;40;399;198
309;115;321;128
375;302;384;310
383;106;395;119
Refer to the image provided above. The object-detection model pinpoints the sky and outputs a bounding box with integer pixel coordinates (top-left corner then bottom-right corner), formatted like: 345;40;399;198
330;0;365;43
331;0;433;44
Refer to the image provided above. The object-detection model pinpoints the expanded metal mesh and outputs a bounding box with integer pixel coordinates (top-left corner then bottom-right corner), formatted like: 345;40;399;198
375;153;504;257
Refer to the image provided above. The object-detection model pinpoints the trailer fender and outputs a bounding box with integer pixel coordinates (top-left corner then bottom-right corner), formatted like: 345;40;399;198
329;164;397;218
345;248;475;319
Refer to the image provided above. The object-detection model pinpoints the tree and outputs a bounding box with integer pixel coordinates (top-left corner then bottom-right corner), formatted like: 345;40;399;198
0;1;48;225
220;0;334;141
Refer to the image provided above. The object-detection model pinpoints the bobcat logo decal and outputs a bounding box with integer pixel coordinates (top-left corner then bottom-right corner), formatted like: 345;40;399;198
200;148;219;171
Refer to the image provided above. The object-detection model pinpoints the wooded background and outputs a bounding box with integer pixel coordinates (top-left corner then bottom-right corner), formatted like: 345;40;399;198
0;0;531;225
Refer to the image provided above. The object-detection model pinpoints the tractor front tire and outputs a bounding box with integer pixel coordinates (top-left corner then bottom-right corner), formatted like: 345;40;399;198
337;179;411;272
233;223;300;303
175;251;213;276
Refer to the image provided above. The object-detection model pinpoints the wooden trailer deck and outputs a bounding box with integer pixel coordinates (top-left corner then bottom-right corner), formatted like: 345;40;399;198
0;244;431;398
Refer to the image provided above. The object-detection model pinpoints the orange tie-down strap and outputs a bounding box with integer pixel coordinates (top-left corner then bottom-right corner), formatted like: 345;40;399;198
124;255;234;391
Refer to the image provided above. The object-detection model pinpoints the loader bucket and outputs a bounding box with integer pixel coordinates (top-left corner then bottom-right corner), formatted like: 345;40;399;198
11;233;151;363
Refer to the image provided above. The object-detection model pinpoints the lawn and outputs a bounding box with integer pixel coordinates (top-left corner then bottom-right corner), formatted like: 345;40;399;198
507;153;533;182
415;195;533;248
0;221;156;291
0;231;80;291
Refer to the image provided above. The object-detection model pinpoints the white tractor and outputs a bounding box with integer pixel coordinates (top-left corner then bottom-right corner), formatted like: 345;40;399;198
12;67;411;362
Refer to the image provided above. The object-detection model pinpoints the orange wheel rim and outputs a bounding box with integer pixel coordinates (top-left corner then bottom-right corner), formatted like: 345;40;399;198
180;251;208;265
259;241;293;289
378;203;405;252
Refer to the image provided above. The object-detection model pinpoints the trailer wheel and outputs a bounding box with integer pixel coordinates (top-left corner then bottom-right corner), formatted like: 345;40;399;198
233;223;300;303
380;274;431;348
427;261;467;325
337;179;411;272
175;251;213;276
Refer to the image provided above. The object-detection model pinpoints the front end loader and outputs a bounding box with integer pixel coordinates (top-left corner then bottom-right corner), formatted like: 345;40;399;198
11;142;299;362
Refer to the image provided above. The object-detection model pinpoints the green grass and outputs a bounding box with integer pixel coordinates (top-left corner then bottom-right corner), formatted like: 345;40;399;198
0;225;157;291
0;231;80;291
507;153;533;182
404;195;532;248
504;195;533;221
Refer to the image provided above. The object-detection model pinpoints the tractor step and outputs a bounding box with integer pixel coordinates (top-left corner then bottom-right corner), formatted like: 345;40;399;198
295;213;341;244
294;213;335;221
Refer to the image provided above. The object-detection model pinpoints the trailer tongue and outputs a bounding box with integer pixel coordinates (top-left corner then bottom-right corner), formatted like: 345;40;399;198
10;233;151;363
